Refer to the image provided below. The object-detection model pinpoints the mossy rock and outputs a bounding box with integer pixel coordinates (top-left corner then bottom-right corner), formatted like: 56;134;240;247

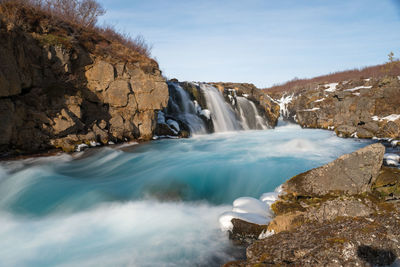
271;200;305;215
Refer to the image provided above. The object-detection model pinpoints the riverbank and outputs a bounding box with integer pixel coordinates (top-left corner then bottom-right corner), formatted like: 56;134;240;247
223;143;400;266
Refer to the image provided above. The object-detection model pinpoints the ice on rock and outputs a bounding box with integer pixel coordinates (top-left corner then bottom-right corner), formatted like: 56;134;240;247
277;94;294;117
232;197;271;217
219;211;270;231
200;109;211;120
384;153;400;166
76;143;89;152
219;186;282;232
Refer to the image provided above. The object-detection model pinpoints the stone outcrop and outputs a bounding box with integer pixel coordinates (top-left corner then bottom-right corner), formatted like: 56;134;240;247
225;144;400;266
273;77;400;139
0;6;168;156
283;143;385;196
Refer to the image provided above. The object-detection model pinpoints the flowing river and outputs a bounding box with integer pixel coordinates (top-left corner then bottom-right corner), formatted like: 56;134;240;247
0;123;370;267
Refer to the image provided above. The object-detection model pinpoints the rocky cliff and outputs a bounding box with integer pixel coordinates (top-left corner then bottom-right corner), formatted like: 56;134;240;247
0;5;168;156
274;77;400;140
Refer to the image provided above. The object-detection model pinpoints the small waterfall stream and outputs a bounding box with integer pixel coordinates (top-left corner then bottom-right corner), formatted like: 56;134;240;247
236;96;268;130
165;82;270;135
167;82;207;134
200;84;241;132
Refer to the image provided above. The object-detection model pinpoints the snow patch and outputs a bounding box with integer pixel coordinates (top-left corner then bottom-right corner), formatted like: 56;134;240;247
314;98;325;103
324;83;338;92
344;86;372;92
352;92;360;96
299;107;320;112
372;114;400;122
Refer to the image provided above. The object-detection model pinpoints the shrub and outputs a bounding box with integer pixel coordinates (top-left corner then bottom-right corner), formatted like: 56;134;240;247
0;0;152;58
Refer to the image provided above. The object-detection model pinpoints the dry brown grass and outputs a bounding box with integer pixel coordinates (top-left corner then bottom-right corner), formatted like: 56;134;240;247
0;0;153;59
264;61;400;94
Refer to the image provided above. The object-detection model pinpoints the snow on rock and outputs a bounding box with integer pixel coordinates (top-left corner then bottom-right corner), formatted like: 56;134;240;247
371;114;400;122
344;86;372;92
90;141;100;147
232;197;271;217
383;114;400;122
300;107;320;112
277;94;294;117
391;140;400;147
314;98;325;103
76;143;88;152
324;83;339;92
353;92;360;96
200;109;211;120
384;153;400;166
219;186;282;232
258;229;275;239
166;119;180;132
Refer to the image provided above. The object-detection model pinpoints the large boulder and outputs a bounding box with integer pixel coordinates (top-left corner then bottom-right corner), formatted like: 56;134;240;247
283;143;385;196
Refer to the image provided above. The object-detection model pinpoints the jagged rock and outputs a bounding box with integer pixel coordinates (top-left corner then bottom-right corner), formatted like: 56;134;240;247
283;143;385;196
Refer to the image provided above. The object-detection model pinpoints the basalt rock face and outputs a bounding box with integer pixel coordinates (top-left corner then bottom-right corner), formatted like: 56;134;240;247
225;144;400;267
276;77;400;139
0;9;168;155
211;82;280;127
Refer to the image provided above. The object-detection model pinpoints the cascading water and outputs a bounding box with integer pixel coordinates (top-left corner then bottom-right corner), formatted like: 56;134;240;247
200;84;241;132
236;96;268;130
167;82;207;134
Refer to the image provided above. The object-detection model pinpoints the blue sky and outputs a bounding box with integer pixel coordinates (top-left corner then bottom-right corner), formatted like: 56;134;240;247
98;0;400;88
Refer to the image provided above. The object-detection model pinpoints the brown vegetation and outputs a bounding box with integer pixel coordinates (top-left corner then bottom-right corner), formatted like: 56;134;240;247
0;0;153;60
264;59;400;94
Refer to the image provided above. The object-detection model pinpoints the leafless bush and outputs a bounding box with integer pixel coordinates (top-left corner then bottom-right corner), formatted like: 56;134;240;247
0;0;152;58
264;61;400;94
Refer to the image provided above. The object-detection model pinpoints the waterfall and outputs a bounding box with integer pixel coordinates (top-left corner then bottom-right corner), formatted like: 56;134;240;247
200;84;241;132
167;82;207;134
236;97;268;130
